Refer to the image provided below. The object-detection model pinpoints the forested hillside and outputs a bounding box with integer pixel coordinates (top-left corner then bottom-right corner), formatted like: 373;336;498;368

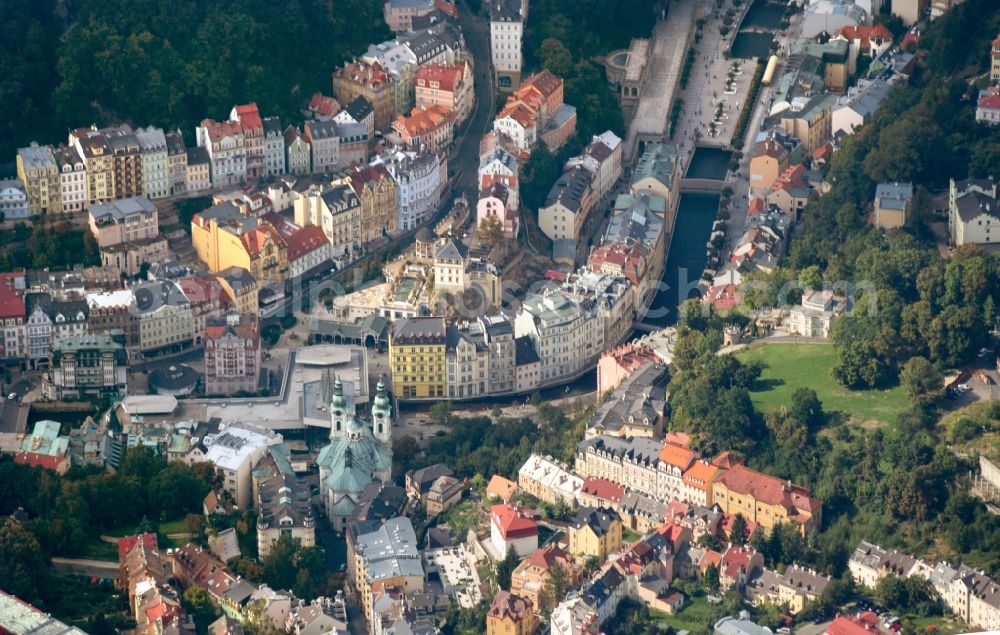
0;0;389;159
669;0;1000;589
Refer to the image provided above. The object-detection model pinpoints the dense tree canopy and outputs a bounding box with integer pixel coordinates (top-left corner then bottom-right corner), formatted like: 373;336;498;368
0;0;389;159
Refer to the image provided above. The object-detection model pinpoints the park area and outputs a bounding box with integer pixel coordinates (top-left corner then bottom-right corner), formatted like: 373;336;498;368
736;343;909;426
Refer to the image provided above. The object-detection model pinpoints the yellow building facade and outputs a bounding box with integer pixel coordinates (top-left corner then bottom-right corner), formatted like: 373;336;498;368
711;465;822;537
389;317;447;400
568;507;622;564
191;205;287;284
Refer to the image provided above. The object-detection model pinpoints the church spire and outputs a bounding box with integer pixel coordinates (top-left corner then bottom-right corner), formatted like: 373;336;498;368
330;375;347;439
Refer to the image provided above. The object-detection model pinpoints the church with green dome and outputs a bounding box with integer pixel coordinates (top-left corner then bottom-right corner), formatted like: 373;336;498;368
317;376;394;532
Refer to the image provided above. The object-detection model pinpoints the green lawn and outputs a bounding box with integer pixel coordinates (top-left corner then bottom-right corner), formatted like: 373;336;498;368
736;343;909;425
654;596;719;634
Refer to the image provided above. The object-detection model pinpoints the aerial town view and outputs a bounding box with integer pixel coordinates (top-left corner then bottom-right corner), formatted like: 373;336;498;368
0;0;999;634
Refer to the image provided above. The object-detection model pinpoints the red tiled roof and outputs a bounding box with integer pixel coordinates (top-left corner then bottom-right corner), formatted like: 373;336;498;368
415;61;469;93
704;283;739;311
233;103;263;131
771;163;808;193
488;591;533;622
14;452;67;471
812;143;833;161
491;503;538;540
522;544;572;571
284;224;330;262
0;273;25;320
826;615;879;635
205;319;258;344
713;451;746;470
721;544;759;579
749;198;765;215
657;522;689;549
308;93;341;117
581;477;625;504
350;163;393;194
481;173;519;193
700;549;722;571
721;516;758;544
838;24;893;51
979;92;1000;110
200;119;244;143
498;103;536;128
393;105;456;138
336;60;389;88
519;70;562;101
717;464;821;513
240;224;283;259
118;533;158;560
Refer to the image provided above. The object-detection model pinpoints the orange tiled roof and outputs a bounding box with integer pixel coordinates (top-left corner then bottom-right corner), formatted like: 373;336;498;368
659;442;697;471
683;460;723;489
487;475;518;501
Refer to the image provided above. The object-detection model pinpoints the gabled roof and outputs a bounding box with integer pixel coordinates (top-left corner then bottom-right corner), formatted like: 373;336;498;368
716;464;821;514
571;506;618;537
581;477;625;504
415;61;469;92
658;442;697;470
487;475;518;501
487;591;533;622
308;93;341;118
284;225;330;262
232;104;263;131
491;503;538;540
200;119;244;143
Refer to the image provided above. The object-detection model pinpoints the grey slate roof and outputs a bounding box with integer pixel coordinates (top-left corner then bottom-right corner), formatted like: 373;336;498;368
543;166;593;213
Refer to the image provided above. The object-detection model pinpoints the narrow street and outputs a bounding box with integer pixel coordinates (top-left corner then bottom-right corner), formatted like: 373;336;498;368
451;0;496;200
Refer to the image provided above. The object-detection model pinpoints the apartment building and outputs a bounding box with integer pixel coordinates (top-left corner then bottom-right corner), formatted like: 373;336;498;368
377;149;446;230
262;117;285;176
332;60;397;131
136;126;170;199
349;164;400;243
42;331;128;400
283;126;312;175
88;196;159;248
389;316;447;399
518;454;583;506
191;201;288;284
106;127;145;200
490;0;524;90
133;280;195;355
294;183;362;260
948;177;999;246
204;313;260;396
201;422;283;509
392;105;457;153
71;128;114;204
415;60;475;124
53;145;87;214
196;119;247;187
0;180;30;220
230;104;266;179
16;143;60;215
166;131;188;195
712;464;822;536
539;166;597;243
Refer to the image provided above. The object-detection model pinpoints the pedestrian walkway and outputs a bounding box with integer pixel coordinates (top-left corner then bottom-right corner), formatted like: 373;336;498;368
623;1;696;162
